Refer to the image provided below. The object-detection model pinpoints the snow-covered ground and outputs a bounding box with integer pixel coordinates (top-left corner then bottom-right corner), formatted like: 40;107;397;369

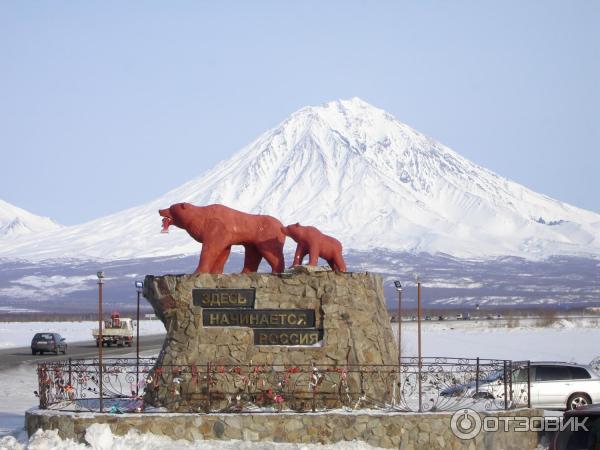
2;318;598;448
0;424;385;450
0;321;166;349
397;317;600;364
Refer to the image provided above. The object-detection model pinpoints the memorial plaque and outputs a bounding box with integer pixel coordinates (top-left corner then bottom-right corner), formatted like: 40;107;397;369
202;309;315;328
193;288;255;308
254;328;323;346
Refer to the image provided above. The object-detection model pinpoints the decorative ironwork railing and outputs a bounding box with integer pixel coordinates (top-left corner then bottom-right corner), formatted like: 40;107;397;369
35;357;531;413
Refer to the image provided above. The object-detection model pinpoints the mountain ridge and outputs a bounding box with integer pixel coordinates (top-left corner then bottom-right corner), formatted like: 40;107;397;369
1;98;598;261
0;199;62;238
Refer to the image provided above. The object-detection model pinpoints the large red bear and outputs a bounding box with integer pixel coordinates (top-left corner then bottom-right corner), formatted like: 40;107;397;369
282;223;347;272
159;203;285;274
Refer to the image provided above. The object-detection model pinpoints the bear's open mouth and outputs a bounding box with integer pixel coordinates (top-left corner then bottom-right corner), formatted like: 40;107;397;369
161;216;173;233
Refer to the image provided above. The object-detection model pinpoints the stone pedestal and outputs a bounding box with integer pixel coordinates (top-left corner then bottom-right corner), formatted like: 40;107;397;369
143;267;398;411
26;408;543;449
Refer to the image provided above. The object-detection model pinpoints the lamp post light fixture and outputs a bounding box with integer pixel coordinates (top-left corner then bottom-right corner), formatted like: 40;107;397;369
134;281;144;397
96;271;105;413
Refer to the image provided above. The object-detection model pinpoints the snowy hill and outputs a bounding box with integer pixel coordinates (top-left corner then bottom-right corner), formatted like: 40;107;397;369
0;199;61;238
1;98;599;261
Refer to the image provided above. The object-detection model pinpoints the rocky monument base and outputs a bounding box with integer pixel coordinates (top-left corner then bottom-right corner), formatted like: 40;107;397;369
142;267;398;412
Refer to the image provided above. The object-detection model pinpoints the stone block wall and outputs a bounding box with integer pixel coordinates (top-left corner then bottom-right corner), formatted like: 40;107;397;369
25;408;543;449
142;268;398;411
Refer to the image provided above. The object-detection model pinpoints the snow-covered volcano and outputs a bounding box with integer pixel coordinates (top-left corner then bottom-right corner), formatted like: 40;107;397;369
0;199;61;238
1;98;599;261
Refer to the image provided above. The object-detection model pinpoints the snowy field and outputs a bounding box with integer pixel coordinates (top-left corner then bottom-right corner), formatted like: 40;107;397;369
0;320;166;349
2;318;599;449
397;317;600;364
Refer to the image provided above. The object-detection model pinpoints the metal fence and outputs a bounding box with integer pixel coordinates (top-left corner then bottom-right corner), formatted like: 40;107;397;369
35;357;531;413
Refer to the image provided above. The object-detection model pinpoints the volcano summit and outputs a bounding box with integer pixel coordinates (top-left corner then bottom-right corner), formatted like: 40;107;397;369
1;98;598;262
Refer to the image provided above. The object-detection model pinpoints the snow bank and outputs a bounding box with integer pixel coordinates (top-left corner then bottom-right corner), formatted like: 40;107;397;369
0;423;384;450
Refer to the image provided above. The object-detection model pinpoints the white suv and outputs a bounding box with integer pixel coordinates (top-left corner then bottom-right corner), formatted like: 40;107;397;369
475;362;600;410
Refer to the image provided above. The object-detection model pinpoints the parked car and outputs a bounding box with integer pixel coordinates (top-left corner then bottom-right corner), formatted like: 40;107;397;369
441;362;600;410
31;333;67;355
550;403;600;450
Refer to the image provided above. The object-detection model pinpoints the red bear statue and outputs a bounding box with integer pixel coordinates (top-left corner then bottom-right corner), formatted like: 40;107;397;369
282;223;347;272
159;203;286;274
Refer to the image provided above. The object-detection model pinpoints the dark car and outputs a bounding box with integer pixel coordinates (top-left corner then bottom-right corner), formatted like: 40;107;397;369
550;403;600;450
31;333;67;355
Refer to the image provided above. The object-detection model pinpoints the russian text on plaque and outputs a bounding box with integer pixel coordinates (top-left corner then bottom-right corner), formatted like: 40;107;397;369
254;328;323;346
193;288;255;308
202;309;315;328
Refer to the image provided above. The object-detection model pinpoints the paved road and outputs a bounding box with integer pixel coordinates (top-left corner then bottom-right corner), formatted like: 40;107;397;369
0;334;166;371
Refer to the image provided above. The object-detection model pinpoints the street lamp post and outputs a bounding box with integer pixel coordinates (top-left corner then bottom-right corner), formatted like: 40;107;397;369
135;281;144;397
394;280;403;407
393;281;402;365
416;275;423;413
96;271;104;413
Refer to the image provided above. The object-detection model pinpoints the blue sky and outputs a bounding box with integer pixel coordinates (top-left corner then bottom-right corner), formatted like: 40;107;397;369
1;1;598;225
